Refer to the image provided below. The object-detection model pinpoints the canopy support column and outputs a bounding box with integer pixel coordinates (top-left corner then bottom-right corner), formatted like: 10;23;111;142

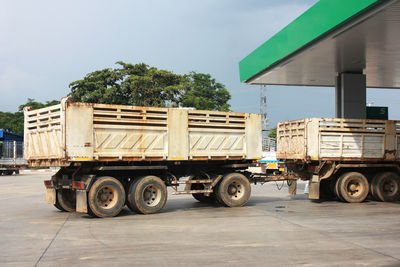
335;75;342;118
335;73;366;119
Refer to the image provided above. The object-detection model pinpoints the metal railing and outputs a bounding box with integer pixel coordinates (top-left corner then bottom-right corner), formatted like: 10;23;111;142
0;141;25;165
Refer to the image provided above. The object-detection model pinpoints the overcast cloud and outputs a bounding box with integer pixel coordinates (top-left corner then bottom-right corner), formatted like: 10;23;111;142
1;0;398;128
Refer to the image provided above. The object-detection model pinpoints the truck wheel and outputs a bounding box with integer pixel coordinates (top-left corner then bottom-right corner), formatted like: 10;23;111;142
128;176;167;214
57;189;76;212
371;172;400;202
53;203;65;211
334;177;345;202
338;172;369;203
217;173;251;207
88;176;126;218
53;194;66;211
126;179;140;212
191;183;216;203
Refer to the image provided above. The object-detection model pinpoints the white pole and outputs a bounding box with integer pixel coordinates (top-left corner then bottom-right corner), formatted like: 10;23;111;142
304;181;309;194
13;140;17;164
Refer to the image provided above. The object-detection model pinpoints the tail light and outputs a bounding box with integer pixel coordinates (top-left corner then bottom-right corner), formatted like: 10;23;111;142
72;181;85;190
307;165;319;173
44;180;53;188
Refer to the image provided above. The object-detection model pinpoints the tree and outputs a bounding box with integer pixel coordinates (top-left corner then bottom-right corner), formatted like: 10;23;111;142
0;111;23;135
121;65;184;107
268;128;277;139
180;72;231;111
69;68;125;104
68;62;231;111
69;62;184;108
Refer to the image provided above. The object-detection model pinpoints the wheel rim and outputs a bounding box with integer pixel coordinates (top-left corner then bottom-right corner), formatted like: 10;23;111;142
346;179;363;197
143;184;162;207
382;177;398;197
96;185;119;209
226;180;245;200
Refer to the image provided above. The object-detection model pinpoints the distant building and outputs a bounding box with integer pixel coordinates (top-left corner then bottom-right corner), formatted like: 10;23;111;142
0;129;24;159
0;129;23;142
262;136;276;152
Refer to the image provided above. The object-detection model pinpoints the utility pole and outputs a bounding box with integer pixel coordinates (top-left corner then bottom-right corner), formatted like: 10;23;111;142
260;85;268;132
260;85;271;151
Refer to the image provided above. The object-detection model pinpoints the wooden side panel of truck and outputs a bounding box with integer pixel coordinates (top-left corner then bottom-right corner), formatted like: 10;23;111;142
276;118;400;203
24;98;262;167
24;98;263;218
277;118;400;162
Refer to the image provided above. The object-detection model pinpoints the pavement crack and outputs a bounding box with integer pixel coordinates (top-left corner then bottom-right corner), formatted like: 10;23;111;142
34;214;70;267
89;220;111;248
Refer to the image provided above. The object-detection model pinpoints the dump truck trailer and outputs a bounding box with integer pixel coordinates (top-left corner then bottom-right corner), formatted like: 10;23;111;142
24;98;263;217
24;99;400;218
277;118;400;203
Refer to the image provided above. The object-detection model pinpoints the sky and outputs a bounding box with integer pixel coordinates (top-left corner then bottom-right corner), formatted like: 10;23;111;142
1;0;399;128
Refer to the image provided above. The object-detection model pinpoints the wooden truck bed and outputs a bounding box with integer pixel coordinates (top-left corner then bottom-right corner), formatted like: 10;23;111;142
277;118;400;162
24;98;262;167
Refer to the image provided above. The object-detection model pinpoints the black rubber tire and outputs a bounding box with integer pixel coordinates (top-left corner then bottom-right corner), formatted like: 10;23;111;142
338;172;369;203
371;172;400;202
128;175;167;214
86;196;97;217
57;189;76;212
53;203;65;211
370;174;379;201
53;194;66;212
126;179;140;213
191;183;216;203
213;182;223;205
334;177;345;202
88;176;126;218
217;173;251;207
86;202;96;217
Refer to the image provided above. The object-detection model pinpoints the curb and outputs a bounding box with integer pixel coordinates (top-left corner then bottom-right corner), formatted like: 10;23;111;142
21;169;58;173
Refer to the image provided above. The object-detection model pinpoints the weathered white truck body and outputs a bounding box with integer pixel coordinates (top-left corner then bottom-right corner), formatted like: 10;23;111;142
24;98;262;167
276;118;400;203
277;118;400;162
24;98;263;218
26;101;400;217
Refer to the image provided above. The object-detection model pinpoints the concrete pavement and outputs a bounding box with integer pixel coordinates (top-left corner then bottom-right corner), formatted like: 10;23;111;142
1;173;400;266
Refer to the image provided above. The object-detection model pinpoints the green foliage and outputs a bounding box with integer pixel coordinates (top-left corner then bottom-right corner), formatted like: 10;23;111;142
0;111;23;135
1;62;231;137
180;72;231;111
69;62;184;108
268;128;277;139
0;99;59;135
69;62;231;111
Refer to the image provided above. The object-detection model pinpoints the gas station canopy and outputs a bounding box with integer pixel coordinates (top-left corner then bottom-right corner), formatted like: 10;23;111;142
239;0;400;89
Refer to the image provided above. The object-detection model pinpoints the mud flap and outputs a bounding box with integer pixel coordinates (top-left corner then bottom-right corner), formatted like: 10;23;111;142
76;189;87;213
46;188;56;204
288;180;297;195
308;175;320;200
